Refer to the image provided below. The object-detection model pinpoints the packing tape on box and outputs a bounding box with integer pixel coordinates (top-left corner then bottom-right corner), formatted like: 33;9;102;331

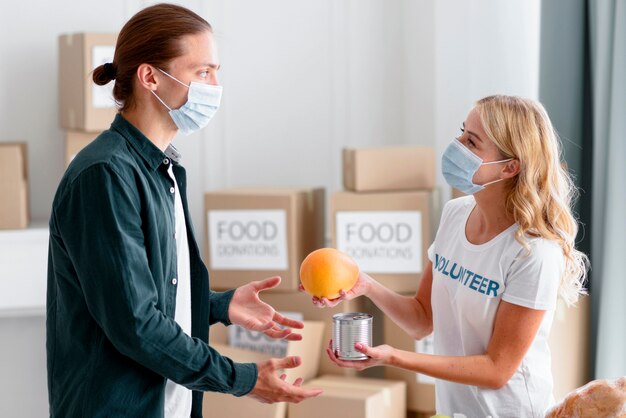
313;379;392;407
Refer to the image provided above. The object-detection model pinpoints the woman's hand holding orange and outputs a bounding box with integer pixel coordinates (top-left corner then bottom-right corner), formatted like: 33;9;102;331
299;271;373;308
298;248;372;307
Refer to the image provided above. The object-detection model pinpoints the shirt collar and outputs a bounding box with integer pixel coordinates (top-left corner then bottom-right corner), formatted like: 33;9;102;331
110;114;182;170
165;144;182;165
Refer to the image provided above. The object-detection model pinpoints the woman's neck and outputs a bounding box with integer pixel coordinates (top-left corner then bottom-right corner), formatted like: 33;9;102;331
466;187;515;244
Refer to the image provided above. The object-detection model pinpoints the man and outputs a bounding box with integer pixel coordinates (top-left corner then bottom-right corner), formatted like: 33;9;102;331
47;4;321;417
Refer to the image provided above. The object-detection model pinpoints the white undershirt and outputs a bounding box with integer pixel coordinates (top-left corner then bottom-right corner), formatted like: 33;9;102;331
164;165;192;418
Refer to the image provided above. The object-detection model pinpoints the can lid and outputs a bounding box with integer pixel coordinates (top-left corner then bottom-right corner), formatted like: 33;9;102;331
332;312;372;322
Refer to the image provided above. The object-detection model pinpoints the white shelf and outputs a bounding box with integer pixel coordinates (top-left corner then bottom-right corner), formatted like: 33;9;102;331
0;223;49;317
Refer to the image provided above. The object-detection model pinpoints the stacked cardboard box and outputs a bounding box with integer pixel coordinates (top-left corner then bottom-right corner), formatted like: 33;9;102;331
209;320;325;383
255;293;380;378
204;187;325;292
383;304;436;415
58;33;118;167
335;146;435;293
204;187;389;389
205;320;325;418
335;145;438;414
0;143;29;230
202;343;288;418
289;375;406;418
342;146;435;193
549;296;591;402
204;187;346;378
64;130;99;167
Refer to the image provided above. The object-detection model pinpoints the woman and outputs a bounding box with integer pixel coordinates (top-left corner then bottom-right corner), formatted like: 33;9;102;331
315;95;588;417
47;4;320;418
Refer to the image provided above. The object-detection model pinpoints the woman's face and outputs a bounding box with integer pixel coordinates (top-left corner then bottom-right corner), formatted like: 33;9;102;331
156;30;220;110
457;107;509;186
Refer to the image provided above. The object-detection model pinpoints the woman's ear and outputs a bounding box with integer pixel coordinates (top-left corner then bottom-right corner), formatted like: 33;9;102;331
136;64;158;91
502;159;521;179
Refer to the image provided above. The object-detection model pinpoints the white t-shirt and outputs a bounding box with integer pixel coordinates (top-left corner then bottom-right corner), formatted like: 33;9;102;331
164;165;193;418
428;196;562;418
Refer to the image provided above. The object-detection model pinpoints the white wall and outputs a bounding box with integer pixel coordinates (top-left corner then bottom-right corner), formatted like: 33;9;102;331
432;0;541;197
0;2;129;416
0;1;540;416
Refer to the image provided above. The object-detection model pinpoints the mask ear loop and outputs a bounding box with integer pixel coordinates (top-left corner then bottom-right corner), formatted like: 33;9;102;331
480;177;506;187
481;157;513;166
151;90;172;111
157;68;190;89
478;158;515;187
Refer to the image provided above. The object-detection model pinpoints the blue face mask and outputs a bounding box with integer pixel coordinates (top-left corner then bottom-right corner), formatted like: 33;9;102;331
151;68;222;135
442;139;513;194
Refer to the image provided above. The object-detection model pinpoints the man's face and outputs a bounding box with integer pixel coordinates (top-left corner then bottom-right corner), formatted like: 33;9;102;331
156;30;220;109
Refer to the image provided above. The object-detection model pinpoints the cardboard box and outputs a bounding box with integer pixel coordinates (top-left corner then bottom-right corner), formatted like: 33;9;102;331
65;131;97;167
204;187;325;292
59;33;118;131
407;412;437;418
289;375;406;418
202;343;286;418
343;146;435;192
257;292;383;377
383;304;436;413
549;296;590;402
0;143;28;229
209;320;325;383
332;191;431;293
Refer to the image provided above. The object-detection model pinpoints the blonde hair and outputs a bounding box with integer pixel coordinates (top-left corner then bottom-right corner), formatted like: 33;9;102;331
475;95;589;305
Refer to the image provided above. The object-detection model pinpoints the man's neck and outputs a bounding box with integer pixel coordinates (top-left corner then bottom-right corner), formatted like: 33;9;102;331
121;107;177;152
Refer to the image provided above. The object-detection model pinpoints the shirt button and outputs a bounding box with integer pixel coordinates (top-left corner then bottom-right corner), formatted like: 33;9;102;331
169;187;175;193
171;278;177;285
163;158;170;165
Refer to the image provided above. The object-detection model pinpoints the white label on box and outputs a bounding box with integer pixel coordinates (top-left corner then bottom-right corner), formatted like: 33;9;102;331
208;209;288;270
228;311;303;357
336;211;422;273
91;45;116;108
415;334;436;384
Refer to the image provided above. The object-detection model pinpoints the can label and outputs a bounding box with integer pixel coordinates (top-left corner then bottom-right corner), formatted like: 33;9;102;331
332;313;372;361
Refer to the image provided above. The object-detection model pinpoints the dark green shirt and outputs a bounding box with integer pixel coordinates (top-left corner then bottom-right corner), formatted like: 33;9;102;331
47;114;257;418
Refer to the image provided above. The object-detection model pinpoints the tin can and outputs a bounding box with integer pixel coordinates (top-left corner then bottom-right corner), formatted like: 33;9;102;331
332;312;373;361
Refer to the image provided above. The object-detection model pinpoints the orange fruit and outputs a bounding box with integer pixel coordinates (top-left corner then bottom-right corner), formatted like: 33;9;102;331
299;248;359;299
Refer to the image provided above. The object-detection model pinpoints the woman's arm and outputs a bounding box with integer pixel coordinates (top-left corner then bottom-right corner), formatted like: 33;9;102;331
366;262;434;340
328;300;546;389
312;261;434;340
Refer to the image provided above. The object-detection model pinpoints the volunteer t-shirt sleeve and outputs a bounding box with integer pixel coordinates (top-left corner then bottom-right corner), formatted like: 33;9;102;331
428;242;435;263
502;239;562;310
428;197;463;263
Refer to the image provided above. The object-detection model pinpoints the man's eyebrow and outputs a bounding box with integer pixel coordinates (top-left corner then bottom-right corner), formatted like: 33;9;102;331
192;63;221;70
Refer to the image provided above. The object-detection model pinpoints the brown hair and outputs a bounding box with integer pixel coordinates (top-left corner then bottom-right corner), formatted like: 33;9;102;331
92;3;212;112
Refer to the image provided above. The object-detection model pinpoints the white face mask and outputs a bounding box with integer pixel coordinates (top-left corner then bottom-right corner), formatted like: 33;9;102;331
151;68;222;135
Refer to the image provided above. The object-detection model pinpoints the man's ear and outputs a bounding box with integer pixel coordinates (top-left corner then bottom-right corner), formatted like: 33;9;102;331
502;159;521;179
136;64;158;91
